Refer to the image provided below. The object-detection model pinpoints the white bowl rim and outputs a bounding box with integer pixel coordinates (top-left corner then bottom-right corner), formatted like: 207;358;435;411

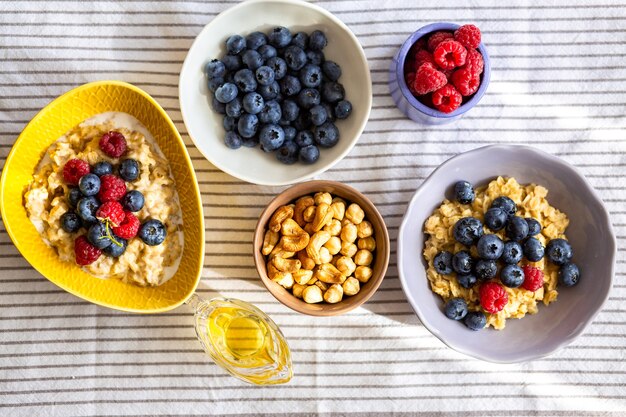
397;144;617;363
178;0;372;186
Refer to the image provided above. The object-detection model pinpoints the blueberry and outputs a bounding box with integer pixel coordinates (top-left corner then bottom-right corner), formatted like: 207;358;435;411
222;54;242;72
68;187;83;207
334;100;352;120
309;30;328;51
245;31;267;50
322;60;342;81
225;97;243;118
121;190;144;212
298;88;321;109
255;65;275;86
283;126;297;142
453;180;475;204
283;45;307;71
452;250;473;275
526;218;542;236
291;32;308;49
226;34;246;55
464;311;487;331
314;121;339;148
453;217;483;246
118;159;140;182
207;77;224;93
258;44;277;61
60;212;82;233
77;196;100;224
241;136;259;148
484;207;508;231
234;68;257;93
276;141;299;165
268;26;292;48
223;115;237;132
103;236;127;257
211;96;226;114
457;274;477;289
321;102;336;122
299;145;320;164
523;237;545;262
491;196;517;218
506;216;529;242
444;298;468;321
294;130;314;148
139;219;167;246
280;75;302;97
501;264;525;288
87;221;113;249
299;64;322;88
321;81;345;103
258;100;282;124
433;251;453;275
224;131;243;149
205;59;226;79
215;82;238;104
259;123;285;152
78;174;100;197
258;80;280;101
545;238;573;266
309;105;328;126
559;263;580;287
92;161;113;177
501;241;523;265
266;57;288;80
237;114;259;138
293;112;312;131
242;92;265;115
281;99;300;122
474;259;497;281
476;234;504;260
306;50;324;66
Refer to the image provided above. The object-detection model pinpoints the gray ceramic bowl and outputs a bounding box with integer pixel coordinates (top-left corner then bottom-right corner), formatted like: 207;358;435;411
397;145;616;363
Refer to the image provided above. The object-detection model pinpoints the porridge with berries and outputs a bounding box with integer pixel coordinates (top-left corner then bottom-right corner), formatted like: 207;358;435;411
23;112;184;287
423;176;580;330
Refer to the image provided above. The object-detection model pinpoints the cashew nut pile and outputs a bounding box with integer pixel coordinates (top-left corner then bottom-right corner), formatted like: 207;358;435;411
262;192;376;304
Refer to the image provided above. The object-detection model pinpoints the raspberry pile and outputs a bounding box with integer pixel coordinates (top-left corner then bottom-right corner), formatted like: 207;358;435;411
205;26;352;165
436;180;581;331
404;24;484;113
60;131;168;266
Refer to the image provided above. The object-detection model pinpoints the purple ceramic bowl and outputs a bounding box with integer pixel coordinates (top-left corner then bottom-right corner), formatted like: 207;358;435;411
389;22;491;125
397;145;615;363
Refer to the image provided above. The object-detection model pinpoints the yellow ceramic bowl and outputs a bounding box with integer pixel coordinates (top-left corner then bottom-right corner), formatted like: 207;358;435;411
0;81;205;313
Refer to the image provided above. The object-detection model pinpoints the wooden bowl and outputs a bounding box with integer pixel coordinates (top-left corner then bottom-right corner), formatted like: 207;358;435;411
253;180;390;316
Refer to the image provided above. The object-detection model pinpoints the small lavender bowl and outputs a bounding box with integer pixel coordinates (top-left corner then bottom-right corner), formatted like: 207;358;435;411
389;22;491;125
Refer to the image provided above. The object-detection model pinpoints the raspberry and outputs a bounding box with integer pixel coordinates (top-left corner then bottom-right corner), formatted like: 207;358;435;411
451;68;481;96
405;71;418;95
413;63;447;95
427;31;453;52
434;40;467;70
521;265;544;292
480;282;508;314
74;235;101;266
413;37;427;52
96;201;126;227
113;211;140;239
414;49;436;68
62;159;91;185
99;131;127;158
464;49;484;75
432;84;463;113
454;24;481;49
97;174;127;202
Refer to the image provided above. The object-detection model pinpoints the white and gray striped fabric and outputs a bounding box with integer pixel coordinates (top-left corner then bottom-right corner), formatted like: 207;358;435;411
1;1;626;416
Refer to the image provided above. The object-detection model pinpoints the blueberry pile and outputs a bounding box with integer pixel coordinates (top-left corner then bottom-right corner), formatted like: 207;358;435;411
433;180;581;331
205;27;353;165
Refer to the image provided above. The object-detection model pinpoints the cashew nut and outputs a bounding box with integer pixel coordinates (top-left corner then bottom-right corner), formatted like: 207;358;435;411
268;262;294;288
330;200;346;221
314;192;333;206
297;250;316;270
293;269;314;286
355;265;373;283
269;242;295;259
315;280;329;291
311;203;334;232
354;249;373;266
294;196;315;227
342;277;360;296
335;255;357;277
303;285;323;303
358;236;376;251
323;219;342;236
340;241;358;257
357;221;373;238
315;263;346;284
306;230;331;264
262;230;279;256
292;283;306;298
345;203;365;225
271;255;302;273
269;205;294;232
340;223;358;243
324;284;343;304
324;236;342;255
303;205;316;223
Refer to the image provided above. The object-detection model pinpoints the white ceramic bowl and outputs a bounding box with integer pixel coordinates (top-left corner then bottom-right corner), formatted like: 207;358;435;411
179;0;372;186
397;145;616;363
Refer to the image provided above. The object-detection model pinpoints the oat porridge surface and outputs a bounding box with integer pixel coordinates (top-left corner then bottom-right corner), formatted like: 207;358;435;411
423;176;570;329
24;112;183;287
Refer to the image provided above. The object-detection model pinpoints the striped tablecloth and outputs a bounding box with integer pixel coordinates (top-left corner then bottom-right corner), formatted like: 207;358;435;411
1;1;626;416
